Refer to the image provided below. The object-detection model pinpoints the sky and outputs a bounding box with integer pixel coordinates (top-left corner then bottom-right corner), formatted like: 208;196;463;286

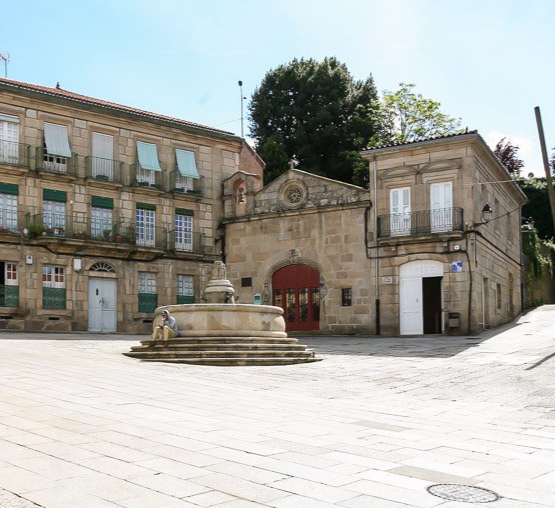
1;0;554;176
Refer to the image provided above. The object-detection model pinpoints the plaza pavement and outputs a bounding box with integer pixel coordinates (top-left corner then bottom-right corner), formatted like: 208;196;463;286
0;306;554;508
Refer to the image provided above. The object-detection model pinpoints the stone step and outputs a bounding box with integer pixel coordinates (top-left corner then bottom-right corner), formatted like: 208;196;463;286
124;349;317;359
136;356;323;366
140;337;300;346
131;343;309;352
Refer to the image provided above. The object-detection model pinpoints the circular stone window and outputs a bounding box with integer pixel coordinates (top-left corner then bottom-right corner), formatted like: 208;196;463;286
280;181;307;209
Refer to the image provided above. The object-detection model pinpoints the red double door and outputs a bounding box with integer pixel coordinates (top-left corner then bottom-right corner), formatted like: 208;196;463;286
272;264;320;331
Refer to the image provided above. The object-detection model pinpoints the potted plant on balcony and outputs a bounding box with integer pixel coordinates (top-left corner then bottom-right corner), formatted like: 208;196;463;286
28;223;46;239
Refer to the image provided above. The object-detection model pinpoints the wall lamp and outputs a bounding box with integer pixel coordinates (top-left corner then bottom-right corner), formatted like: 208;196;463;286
473;203;493;227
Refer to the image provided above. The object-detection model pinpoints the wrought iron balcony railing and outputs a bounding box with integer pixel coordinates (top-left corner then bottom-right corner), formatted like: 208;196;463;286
0;140;31;168
169;171;203;196
130;164;163;190
167;230;209;255
84;156;124;183
0;209;27;234
377;207;464;239
35;148;78;176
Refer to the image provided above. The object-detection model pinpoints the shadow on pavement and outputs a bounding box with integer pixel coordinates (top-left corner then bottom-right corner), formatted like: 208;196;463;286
300;335;488;358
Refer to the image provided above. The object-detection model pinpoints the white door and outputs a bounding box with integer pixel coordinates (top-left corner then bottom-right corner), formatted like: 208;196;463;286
91;132;114;179
88;278;117;332
399;260;444;335
400;278;423;334
430;182;453;232
390;187;411;236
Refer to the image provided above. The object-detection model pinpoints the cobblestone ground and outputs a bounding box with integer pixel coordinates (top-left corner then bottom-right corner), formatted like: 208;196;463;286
0;305;554;507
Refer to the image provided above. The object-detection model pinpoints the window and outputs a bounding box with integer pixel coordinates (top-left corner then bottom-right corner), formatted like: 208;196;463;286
175;149;199;192
174;209;193;251
43;200;66;233
0;184;18;232
138;272;157;312
0;113;19;164
496;283;502;311
341;288;352;307
390;187;411;236
177;274;194;304
0;262;18;307
91;207;113;240
91;132;114;179
42;265;66;309
43;123;71;172
136;141;161;186
430;182;453;233
241;277;252;287
136;205;156;247
90;196;114;240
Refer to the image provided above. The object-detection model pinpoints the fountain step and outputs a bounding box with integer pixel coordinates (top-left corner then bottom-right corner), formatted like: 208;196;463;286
124;349;316;359
133;356;322;366
140;337;299;345
131;343;309;352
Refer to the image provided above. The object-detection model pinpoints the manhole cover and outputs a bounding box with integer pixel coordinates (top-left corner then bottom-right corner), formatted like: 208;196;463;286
427;484;499;503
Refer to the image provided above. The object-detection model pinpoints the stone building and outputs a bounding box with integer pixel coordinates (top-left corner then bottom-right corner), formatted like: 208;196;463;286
222;168;374;334
361;131;527;335
0;78;262;332
223;132;527;336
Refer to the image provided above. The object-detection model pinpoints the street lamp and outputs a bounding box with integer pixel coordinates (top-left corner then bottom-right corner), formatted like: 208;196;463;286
473;203;493;227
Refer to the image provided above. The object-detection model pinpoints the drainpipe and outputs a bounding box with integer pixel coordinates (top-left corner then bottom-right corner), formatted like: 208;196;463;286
373;154;380;335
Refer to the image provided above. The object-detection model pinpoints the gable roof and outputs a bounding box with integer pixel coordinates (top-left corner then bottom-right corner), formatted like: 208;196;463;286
0;77;237;139
361;130;479;155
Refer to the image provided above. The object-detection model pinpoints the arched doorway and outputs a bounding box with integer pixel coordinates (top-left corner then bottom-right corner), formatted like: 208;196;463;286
399;260;443;335
88;262;117;333
272;264;320;331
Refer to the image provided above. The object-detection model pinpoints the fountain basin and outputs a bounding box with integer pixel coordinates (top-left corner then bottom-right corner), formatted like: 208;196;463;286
155;303;287;338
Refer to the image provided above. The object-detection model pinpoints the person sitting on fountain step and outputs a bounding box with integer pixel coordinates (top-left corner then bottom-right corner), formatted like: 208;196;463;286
150;310;178;346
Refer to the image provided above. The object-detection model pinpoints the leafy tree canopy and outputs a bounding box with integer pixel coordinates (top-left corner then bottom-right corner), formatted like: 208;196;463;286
493;137;525;177
248;57;381;186
516;176;554;240
371;83;462;145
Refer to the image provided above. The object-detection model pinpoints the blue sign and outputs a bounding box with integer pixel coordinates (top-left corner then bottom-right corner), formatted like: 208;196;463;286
451;261;463;273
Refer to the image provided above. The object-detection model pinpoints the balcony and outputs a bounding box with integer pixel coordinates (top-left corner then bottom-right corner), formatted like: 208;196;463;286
84;156;124;184
377;207;464;239
35;148;78;176
130;164;163;190
170;171;203;196
0;140;31;168
168;231;209;255
0;209;27;235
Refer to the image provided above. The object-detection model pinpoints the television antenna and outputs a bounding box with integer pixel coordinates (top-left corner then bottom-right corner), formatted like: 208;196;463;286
0;52;9;78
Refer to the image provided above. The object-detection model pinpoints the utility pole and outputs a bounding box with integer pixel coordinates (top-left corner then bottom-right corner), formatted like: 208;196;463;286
0;52;9;78
238;80;246;138
534;106;555;237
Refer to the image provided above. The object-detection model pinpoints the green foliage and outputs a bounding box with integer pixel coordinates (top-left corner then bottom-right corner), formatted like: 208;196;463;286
515;176;554;240
371;83;462;145
249;57;381;185
493;137;524;176
522;229;549;277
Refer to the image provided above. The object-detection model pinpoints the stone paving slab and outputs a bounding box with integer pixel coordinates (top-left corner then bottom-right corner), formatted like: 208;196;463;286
0;306;554;507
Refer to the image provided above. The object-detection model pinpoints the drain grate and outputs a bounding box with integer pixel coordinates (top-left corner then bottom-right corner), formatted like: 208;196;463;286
427;484;499;503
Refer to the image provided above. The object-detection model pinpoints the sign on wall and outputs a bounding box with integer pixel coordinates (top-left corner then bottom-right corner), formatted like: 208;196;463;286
451;261;463;273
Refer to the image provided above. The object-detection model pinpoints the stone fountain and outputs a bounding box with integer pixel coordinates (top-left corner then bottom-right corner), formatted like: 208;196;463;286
123;261;321;366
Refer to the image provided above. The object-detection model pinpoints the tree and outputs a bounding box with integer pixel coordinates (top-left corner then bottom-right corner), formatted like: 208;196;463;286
516;176;554;240
249;57;381;186
493;138;524;176
373;83;462;145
